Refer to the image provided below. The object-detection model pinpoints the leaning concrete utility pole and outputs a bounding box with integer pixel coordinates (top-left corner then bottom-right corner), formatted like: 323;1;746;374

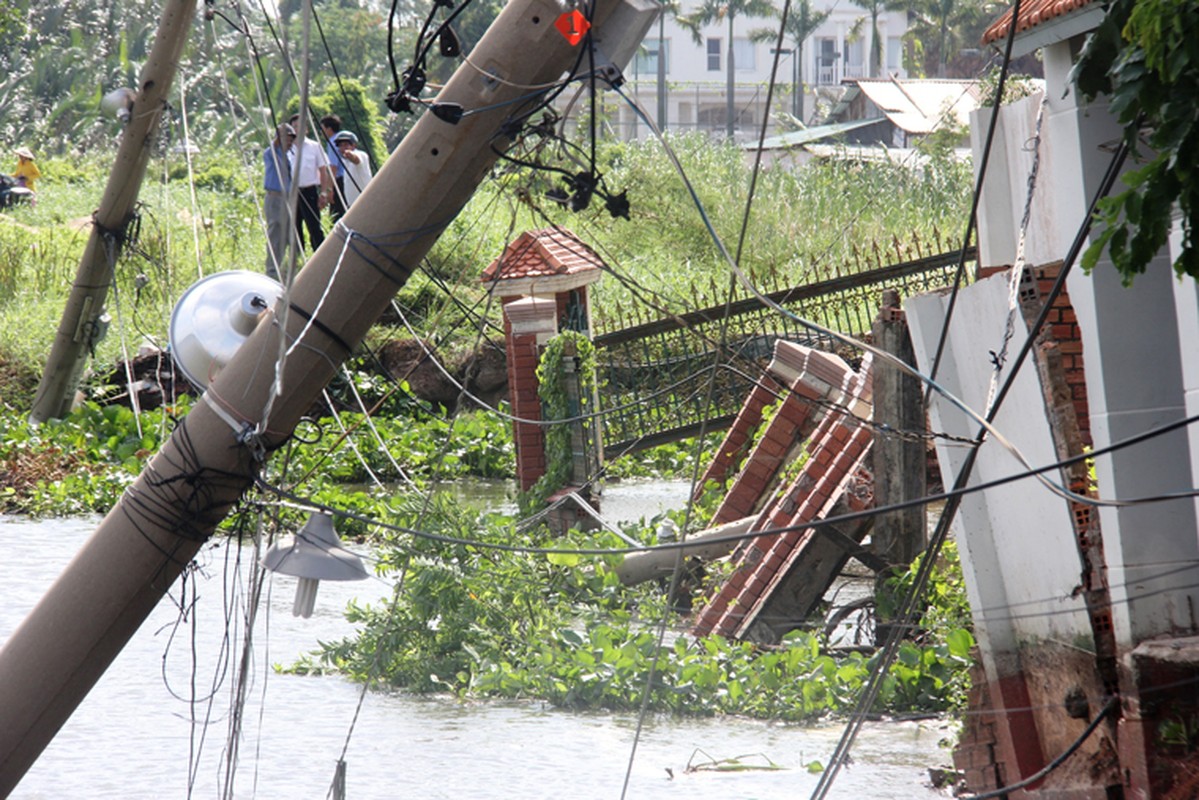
0;0;642;792
30;0;198;423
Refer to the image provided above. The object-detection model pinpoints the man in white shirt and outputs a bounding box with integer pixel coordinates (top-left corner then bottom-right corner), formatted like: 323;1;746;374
333;131;373;208
288;114;332;253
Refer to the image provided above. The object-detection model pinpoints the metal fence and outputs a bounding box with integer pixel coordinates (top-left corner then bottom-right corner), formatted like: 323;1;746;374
594;247;976;455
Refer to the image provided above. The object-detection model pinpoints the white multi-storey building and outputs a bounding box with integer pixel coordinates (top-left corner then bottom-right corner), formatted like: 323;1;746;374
608;0;909;140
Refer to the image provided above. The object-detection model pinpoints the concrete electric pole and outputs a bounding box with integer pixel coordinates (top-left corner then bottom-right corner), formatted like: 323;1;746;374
0;0;651;792
30;0;198;423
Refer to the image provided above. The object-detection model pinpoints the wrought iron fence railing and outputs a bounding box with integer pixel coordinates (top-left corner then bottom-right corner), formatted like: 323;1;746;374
594;246;976;455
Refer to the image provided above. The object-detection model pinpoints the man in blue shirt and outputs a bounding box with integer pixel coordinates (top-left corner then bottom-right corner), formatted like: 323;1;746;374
320;114;346;222
263;122;294;280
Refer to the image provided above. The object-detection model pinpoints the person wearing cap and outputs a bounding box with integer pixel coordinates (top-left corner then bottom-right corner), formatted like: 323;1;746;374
12;147;41;193
320;114;346;221
263;123;295;280
333;131;373;209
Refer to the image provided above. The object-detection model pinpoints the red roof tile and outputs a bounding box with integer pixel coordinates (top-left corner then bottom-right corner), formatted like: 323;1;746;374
480;227;604;283
981;0;1096;46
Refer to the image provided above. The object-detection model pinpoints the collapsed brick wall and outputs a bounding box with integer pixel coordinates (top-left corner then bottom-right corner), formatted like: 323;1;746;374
691;346;874;641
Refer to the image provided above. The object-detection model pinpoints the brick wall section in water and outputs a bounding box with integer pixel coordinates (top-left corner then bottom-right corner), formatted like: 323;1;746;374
953;263;1094;795
692;348;874;638
723;364;875;639
953;652;1004;794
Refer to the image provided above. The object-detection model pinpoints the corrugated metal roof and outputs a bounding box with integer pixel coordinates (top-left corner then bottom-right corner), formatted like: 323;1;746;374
854;78;982;134
749;118;879;151
802;144;972;164
982;0;1096;46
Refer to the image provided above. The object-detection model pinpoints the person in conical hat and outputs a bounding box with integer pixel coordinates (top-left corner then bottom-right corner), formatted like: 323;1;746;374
12;147;41;192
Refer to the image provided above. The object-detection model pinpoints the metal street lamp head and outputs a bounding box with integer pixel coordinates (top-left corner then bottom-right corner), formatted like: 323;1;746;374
262;512;368;618
168;271;284;390
100;87;136;123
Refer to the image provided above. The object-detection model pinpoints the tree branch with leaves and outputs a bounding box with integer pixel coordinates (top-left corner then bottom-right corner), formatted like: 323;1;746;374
1072;0;1199;283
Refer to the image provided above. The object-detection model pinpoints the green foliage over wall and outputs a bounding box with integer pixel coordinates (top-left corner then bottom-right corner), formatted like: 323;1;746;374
520;330;599;513
1073;0;1199;282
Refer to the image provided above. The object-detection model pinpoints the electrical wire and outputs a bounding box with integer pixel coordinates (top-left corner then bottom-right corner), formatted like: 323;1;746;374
119;3;1170;796
814;41;1143;800
253;400;1199;560
619;7;796;792
612;74;1157;535
921;6;1025;402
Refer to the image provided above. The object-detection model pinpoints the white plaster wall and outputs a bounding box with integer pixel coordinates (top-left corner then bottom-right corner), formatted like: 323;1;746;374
1172;218;1199;563
616;0;907;137
970;91;1060;270
906;273;1093;665
1043;38;1199;646
643;0;905;86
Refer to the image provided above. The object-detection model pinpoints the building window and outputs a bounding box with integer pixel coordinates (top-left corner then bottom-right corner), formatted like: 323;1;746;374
817;37;838;85
633;39;670;76
845;37;864;77
707;38;721;71
697;106;728;130
732;37;755;71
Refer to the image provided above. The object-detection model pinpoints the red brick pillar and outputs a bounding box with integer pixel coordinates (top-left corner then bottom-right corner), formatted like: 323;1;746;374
503;296;558;492
697;377;782;494
953;653;1004;794
979;262;1089;447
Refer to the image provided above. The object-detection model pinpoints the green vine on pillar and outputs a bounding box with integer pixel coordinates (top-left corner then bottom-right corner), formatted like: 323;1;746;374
519;330;599;515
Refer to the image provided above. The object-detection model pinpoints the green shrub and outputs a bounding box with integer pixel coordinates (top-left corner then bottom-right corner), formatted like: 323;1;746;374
295;497;974;721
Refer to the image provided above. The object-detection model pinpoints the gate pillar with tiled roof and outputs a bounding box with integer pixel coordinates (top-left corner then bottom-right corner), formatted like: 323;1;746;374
481;228;604;499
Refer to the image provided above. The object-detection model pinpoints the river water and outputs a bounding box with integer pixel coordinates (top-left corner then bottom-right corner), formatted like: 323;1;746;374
1;482;954;799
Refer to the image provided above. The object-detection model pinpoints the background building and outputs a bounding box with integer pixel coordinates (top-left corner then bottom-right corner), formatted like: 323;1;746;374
610;0;909;140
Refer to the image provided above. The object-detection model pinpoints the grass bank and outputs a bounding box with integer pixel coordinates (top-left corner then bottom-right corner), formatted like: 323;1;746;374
0;134;969;409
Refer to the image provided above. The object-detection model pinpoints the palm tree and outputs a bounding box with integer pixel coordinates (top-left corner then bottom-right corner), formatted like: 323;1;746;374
654;0;684;130
910;0;991;78
0;0;168;150
750;0;828;122
853;0;910;78
680;0;777;138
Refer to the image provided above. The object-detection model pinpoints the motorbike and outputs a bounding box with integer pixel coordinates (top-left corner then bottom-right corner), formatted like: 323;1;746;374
0;174;35;209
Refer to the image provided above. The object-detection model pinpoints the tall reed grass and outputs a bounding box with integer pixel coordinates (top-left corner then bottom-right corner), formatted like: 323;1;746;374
0;150;267;409
0;135;971;408
425;132;973;334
